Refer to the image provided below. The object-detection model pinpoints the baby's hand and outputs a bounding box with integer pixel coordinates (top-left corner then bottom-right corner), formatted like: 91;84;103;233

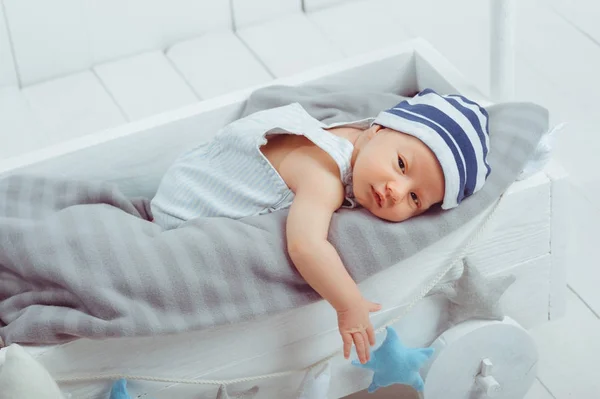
337;298;382;364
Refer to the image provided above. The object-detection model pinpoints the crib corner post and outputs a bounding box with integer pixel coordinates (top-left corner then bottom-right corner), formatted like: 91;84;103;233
490;0;516;102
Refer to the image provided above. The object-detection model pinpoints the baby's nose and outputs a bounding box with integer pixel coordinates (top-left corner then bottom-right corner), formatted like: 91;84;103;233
386;180;409;203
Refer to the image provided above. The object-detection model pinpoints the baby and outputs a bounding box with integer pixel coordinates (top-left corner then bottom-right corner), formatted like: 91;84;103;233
151;88;491;364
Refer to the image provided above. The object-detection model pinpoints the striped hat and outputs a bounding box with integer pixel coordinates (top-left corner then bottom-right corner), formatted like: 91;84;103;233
373;88;491;209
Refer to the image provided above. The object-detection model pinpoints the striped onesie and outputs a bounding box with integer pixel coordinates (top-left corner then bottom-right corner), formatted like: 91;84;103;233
151;103;369;230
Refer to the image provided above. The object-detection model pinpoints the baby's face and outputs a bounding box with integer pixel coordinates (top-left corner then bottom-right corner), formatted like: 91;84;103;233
352;126;445;222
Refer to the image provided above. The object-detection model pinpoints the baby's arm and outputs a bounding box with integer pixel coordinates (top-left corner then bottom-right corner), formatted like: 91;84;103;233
283;148;380;364
286;179;362;310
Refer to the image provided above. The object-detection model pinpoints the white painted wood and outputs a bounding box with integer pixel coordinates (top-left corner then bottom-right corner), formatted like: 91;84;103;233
422;317;538;399
481;359;494;377
516;0;600;118
545;160;569;320
0;2;18;88
464;172;550;284
166;31;274;100
524;380;553;399
93;50;199;121
391;0;492;96
231;0;301;29
302;0;346;13
2;0;232;86
0;87;48;157
561;183;600;318
490;0;516;102
495;255;552;329
306;0;414;58
530;290;600;399
549;0;600;46
413;40;491;107
236;13;345;77
2;0;91;86
21;71;126;143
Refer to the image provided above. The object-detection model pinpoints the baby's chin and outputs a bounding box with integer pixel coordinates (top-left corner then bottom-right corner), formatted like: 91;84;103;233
353;189;412;222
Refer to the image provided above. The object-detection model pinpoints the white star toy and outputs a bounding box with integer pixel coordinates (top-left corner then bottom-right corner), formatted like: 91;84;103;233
441;259;516;326
296;361;331;399
0;344;65;399
216;384;259;399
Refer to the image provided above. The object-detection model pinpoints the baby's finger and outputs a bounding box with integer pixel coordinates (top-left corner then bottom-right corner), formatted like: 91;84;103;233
342;333;353;359
353;332;366;364
368;302;382;312
362;330;371;362
367;324;376;347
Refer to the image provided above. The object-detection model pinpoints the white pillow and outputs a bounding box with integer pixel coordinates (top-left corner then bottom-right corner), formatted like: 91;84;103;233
0;344;65;399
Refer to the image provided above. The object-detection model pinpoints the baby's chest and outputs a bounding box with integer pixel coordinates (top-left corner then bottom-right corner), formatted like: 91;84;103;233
259;133;313;173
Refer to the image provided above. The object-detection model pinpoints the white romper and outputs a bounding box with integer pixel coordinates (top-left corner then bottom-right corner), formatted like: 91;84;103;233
151;103;371;230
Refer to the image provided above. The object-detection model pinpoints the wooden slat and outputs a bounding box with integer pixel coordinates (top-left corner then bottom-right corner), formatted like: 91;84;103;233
545;160;569;320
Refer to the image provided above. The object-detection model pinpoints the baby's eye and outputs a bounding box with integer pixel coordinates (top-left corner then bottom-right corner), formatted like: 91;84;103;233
410;192;420;206
398;157;406;173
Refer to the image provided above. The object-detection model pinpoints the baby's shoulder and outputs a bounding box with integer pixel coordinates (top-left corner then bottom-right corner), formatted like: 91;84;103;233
281;144;344;199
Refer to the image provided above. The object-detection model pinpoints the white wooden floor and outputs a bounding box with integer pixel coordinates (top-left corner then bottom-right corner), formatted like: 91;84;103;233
346;0;600;397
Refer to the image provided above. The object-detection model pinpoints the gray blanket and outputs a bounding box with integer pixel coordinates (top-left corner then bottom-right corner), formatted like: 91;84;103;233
0;85;548;345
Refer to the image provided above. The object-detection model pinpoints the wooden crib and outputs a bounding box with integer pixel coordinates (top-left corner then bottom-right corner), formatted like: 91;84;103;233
0;1;568;398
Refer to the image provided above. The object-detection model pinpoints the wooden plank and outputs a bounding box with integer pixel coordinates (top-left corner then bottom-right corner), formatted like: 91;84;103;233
466;172;550;278
549;0;600;46
413;40;491;106
499;254;552;329
398;0;493;96
524;379;554;399
516;0;600;116
530;290;600;399
558;182;600;318
545;160;568;320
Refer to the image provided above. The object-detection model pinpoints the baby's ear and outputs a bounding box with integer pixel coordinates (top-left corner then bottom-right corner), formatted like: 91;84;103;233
369;124;384;136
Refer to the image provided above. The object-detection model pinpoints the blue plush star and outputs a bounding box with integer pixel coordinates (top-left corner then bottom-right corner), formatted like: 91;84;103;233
352;327;434;393
109;379;133;399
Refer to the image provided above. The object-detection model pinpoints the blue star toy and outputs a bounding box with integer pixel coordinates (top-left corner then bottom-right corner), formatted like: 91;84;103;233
109;379;133;399
352;326;434;393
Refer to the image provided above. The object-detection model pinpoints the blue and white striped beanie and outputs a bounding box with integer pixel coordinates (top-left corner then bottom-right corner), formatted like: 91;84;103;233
373;88;491;210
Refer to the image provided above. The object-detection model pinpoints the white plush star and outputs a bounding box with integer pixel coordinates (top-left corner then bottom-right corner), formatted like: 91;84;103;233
296;361;331;399
216;384;259;399
441;259;516;326
0;344;65;399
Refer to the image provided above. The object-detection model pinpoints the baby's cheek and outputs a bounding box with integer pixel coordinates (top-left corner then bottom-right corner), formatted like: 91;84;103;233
378;207;412;223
